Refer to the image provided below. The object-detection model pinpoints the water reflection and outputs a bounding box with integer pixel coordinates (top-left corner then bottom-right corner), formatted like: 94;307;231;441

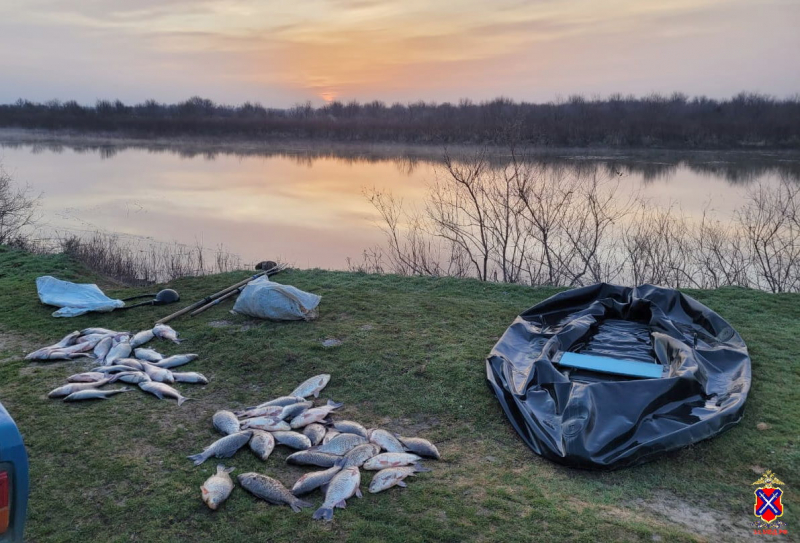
0;131;798;270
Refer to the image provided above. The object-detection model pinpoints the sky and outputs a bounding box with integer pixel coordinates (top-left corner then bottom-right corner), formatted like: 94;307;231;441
1;0;798;107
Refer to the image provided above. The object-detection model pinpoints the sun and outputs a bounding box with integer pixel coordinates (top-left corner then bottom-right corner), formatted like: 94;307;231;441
320;91;337;103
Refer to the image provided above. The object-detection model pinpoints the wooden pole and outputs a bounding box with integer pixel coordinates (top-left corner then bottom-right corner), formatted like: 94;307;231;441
188;286;243;316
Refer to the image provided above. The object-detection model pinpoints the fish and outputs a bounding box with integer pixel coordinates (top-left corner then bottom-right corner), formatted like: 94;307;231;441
363;453;422;471
289;400;343;429
270;431;312;450
247;396;306;410
279;401;313;421
187;431;253;466
291;462;344;496
303;423;327;446
93;337;114;361
130;329;154;348
395;435;441;460
54;331;81;348
312;466;361;521
80;327;125;336
77;333;111;345
237;473;313;513
285;450;342;468
368;429;406;453
63;388;132;401
109;371;151;384
322;429;340;444
116;358;145;371
141;362;175;384
332;420;369;438
200;464;235;510
290;374;331;399
240;417;290;432
48;379;111;398
139;381;192;406
26;343;93;360
89;365;134;374
368;465;431;493
235;405;284;420
105;341;132;366
248;430;275;461
66;372;107;383
212;410;241;435
172;371;208;384
341;443;381;468
314;433;368;456
133;348;163;362
152;324;181;344
153;354;198;369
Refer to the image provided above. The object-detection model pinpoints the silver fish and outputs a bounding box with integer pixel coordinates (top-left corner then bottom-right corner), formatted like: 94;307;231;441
289;400;343;429
332;420;369;438
133;347;163;362
172;371;208;384
55;331;80;348
312;466;361;521
152;324;181;343
66;372;107;383
303;423;327;446
130;329;154;348
81;327;125;336
200;464;235;510
315;433;368;456
248;396;305;410
237;473;313;513
322;429;340;445
248;430;275;461
363;453;422;471
368;465;430;493
63;387;132;401
93;336;114;361
109;371;151;384
240;417;290;432
396;436;441;459
279;401;313;421
187;431;253;465
105;341;132;366
271;431;312;450
141;362;175;384
290;374;331;399
90;365;133;374
153;354;198;369
213;410;241;435
291;462;344;496
368;429;406;453
116;358;145;371
48;379;111;398
286;450;341;468
139;381;191;406
341;443;381;468
235;405;284;419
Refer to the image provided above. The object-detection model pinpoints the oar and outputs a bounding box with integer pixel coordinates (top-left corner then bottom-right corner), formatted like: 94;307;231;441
188;286;244;317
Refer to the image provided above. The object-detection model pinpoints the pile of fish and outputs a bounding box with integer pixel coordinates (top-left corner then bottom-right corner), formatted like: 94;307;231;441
193;374;441;521
29;325;206;404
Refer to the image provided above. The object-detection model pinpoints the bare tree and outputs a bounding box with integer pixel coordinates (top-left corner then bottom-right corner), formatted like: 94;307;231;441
0;165;40;246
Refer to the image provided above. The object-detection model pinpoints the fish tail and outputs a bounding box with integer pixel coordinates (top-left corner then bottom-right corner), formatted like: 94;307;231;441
218;464;235;474
326;399;344;409
187;452;207;466
413;462;432;473
177;396;193;407
291;498;313;512
312;506;334;521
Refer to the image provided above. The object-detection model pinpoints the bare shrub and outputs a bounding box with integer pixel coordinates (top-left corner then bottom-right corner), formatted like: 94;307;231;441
0;165;40;246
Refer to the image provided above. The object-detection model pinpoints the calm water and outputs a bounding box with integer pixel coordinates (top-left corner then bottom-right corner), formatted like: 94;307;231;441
1;133;799;269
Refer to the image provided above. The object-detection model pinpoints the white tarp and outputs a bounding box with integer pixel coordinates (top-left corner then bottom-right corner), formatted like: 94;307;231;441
36;276;125;318
232;276;320;321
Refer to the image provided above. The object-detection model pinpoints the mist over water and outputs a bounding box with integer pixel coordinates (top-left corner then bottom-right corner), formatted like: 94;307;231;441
1;133;798;270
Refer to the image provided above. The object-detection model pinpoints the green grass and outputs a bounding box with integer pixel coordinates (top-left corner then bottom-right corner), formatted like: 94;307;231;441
0;245;797;542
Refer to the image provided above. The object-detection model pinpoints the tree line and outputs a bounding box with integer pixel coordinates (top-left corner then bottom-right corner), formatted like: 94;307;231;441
1;93;799;148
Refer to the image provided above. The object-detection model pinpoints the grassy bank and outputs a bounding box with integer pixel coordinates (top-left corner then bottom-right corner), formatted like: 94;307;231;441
0;246;797;542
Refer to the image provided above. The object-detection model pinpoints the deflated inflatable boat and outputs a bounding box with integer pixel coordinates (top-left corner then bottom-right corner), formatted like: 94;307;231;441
486;284;751;470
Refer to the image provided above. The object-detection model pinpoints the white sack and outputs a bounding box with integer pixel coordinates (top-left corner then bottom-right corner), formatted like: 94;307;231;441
232;276;320;321
36;275;125;318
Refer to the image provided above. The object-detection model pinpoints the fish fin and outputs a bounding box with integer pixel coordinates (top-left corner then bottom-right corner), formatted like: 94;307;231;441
326;399;344;409
397;481;407;488
335;499;347;509
187;453;207;466
177;396;193;407
333;457;346;469
312;507;333;521
292;499;313;512
413;463;432;473
218;464;235;474
355;487;363;498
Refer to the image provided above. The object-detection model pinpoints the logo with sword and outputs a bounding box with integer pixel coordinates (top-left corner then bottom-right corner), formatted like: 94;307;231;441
753;469;786;524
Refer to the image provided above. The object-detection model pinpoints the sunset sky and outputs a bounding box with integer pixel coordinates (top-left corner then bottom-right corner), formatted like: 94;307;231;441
1;0;798;107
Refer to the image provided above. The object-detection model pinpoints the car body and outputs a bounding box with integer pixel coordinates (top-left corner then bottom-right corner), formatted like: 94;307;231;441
0;402;28;542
